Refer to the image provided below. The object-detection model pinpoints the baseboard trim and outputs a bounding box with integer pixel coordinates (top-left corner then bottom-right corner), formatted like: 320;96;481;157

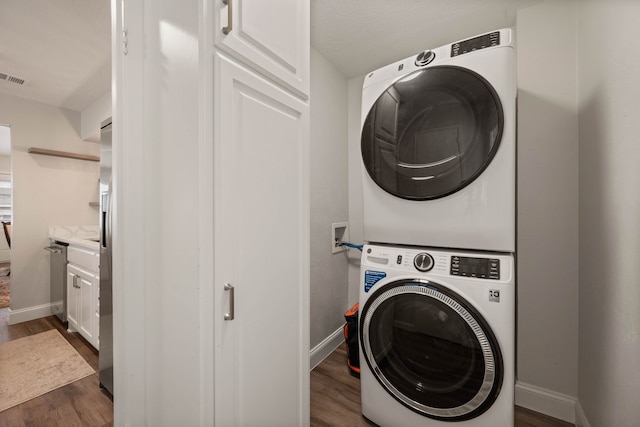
515;381;576;423
575;400;591;427
7;303;53;325
310;326;344;370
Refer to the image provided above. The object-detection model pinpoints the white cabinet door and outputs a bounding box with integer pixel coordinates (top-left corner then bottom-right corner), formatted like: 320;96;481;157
68;263;99;349
215;0;309;98
213;52;309;427
67;268;79;331
79;273;93;341
79;272;98;346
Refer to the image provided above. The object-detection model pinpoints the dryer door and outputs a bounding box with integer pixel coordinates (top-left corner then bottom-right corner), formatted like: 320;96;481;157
361;66;503;200
360;279;503;421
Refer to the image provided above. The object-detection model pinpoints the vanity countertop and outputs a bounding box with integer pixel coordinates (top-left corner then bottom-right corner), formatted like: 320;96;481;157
48;226;100;252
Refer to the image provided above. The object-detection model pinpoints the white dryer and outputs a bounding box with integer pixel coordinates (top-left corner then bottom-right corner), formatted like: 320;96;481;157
359;244;514;426
361;29;516;252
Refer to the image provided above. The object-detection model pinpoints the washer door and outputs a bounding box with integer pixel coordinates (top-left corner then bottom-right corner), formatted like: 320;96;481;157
361;66;503;200
360;279;503;421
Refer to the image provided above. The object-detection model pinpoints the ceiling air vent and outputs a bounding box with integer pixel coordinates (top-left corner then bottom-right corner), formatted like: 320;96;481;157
0;72;26;86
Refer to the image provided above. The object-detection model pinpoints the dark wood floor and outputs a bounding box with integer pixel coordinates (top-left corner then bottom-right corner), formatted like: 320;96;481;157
310;345;575;427
0;308;574;426
0;308;114;427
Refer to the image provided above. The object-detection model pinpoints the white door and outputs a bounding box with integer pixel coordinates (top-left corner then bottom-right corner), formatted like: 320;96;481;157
79;271;98;346
215;0;309;98
67;268;79;330
213;52;310;427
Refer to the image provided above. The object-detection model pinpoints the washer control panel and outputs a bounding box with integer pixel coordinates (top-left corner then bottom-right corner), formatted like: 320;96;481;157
451;256;500;280
362;244;512;282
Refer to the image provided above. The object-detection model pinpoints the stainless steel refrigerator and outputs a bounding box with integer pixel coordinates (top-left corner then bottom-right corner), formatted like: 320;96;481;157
99;118;113;397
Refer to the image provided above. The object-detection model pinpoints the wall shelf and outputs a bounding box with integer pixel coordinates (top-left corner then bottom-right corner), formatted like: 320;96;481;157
28;147;100;162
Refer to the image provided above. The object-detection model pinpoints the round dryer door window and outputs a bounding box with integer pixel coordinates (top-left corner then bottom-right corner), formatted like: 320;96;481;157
361;66;503;200
360;279;503;421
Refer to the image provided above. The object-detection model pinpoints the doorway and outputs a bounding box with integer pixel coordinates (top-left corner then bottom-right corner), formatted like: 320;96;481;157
0;124;11;309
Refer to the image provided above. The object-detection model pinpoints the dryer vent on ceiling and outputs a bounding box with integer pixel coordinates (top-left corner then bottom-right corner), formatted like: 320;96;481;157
0;72;26;86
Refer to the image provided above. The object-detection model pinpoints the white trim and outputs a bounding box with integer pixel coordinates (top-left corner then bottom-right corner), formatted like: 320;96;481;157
198;1;215;425
112;0;147;424
310;326;344;370
515;381;576;423
575;400;591;427
7;303;54;325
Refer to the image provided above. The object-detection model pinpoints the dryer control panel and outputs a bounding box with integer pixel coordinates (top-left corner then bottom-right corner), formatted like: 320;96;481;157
451;31;500;57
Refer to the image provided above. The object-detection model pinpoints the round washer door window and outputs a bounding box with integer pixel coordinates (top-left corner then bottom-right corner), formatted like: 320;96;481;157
361;66;503;200
360;280;503;421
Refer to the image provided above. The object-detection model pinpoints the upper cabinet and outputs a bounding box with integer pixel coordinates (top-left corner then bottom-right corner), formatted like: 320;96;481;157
215;0;310;98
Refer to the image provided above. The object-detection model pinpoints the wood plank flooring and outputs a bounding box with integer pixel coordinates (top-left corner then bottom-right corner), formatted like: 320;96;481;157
0;308;114;427
311;345;575;427
0;307;574;426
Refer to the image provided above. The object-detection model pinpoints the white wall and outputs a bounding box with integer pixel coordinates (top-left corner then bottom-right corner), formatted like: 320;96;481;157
346;75;365;306
0;155;9;172
577;1;640;425
309;48;350;354
515;0;580;409
0;93;99;320
112;0;202;424
80;90;111;142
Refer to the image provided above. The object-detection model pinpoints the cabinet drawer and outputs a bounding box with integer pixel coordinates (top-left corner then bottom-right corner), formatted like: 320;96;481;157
67;246;99;272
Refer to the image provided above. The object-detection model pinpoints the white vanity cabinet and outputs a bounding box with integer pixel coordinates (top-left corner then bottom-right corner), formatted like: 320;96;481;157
67;245;100;350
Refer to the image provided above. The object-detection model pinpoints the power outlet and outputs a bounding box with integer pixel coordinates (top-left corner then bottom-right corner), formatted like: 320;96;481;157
331;222;348;254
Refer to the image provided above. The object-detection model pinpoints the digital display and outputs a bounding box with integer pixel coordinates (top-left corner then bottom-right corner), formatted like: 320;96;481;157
451;31;500;57
451;256;500;280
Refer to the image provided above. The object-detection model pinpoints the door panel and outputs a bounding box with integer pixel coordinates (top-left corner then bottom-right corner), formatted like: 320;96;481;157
216;0;309;98
214;52;309;427
79;274;94;341
67;268;79;329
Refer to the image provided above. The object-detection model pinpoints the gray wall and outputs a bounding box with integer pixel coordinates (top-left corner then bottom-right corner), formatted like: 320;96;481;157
310;48;350;350
577;0;640;425
516;0;579;398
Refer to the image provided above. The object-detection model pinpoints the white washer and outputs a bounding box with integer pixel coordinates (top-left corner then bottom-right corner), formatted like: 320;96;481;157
361;29;516;252
359;244;514;426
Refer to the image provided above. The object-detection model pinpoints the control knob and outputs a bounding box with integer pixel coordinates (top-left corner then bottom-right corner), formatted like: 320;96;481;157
414;252;434;272
415;50;436;66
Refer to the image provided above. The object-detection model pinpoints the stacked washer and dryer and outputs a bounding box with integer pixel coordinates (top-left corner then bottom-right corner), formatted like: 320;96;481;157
358;29;516;426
